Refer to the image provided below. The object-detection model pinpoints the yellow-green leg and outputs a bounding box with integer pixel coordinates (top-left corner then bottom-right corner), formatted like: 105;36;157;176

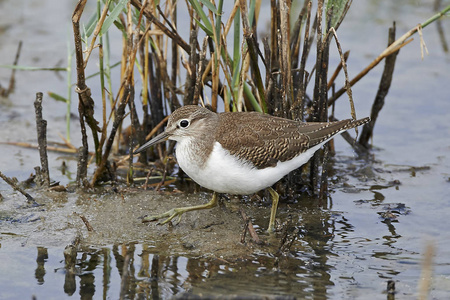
142;192;219;225
267;187;279;233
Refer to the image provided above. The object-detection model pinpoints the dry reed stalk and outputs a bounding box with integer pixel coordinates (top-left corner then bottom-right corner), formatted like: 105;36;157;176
130;0;190;54
329;28;357;122
0;171;37;204
309;0;325;195
83;2;110;68
240;209;261;244
169;5;180;110
98;44;108;162
209;9;219;111
184;20;200;105
194;37;209;106
359;24;399;148
290;1;309;69
327;50;349;91
1;142;82;154
72;0;102;187
293;1;312;121
279;0;293;117
34;92;50;187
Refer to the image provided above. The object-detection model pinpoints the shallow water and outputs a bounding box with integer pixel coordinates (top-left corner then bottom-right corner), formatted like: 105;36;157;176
1;0;450;299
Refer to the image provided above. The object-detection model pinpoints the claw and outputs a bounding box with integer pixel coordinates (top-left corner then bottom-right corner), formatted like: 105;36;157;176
141;215;157;223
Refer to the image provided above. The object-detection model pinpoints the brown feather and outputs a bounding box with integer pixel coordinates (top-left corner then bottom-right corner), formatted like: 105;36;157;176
215;111;369;169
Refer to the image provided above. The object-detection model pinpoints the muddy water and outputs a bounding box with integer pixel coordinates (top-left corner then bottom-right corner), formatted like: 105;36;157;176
1;0;450;299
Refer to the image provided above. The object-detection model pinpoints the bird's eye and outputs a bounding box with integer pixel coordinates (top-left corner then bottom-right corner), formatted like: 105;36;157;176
179;119;190;128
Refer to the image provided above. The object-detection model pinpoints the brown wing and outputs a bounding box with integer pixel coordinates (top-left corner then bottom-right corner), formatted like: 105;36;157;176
216;112;369;169
215;112;309;169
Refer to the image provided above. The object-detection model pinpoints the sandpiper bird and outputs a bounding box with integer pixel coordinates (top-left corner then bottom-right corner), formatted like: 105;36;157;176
135;105;369;232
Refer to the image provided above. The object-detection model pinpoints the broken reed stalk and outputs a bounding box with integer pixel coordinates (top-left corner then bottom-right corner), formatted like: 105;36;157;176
33;92;50;187
0;171;37;204
239;209;261;244
77;213;94;232
359;23;399;148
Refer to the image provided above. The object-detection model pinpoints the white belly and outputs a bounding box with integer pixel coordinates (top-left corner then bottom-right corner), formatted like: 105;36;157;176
175;140;327;195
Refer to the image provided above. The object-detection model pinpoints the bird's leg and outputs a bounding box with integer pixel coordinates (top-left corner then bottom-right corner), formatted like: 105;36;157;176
267;187;279;233
142;192;219;225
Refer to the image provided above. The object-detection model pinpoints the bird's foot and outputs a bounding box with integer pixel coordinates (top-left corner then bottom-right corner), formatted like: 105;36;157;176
141;192;219;227
142;207;186;225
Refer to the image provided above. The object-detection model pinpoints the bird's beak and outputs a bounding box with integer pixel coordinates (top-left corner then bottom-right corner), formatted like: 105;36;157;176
134;131;169;154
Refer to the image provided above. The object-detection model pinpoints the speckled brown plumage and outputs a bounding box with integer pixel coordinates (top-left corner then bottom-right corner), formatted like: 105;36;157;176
214;111;369;169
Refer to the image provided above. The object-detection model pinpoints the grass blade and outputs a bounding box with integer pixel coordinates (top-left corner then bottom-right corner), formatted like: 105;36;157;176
100;0;128;36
